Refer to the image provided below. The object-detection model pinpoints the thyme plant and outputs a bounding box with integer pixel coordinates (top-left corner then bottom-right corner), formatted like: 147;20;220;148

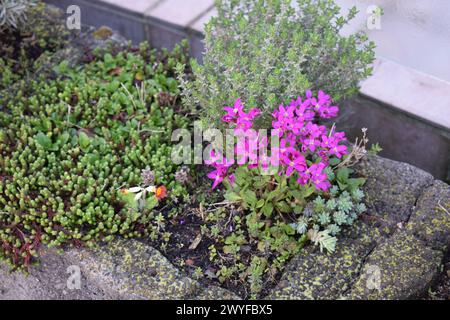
178;0;376;127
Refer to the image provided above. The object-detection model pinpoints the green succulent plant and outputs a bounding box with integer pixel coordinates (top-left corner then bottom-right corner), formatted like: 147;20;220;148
0;40;192;268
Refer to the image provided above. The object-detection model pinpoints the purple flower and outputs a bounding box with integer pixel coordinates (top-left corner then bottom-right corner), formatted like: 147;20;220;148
311;90;339;119
234;108;259;132
207;90;345;191
309;163;331;191
281;153;306;177
295;102;315;122
321;131;348;158
207;168;227;189
329;144;348;158
272;104;296;135
297;162;330;191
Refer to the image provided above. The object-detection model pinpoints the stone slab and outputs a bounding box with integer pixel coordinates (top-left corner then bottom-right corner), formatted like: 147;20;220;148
407;180;450;251
345;232;442;300
360;58;450;130
101;0;161;14
146;0;214;28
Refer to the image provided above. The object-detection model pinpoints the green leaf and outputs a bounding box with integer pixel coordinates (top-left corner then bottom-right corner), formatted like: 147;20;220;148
336;167;350;182
0;130;6;143
235;166;249;186
240;189;257;208
57;133;70;146
253;176;269;189
347;177;366;191
86;153;100;165
225;191;242;202
131;210;141;222
302;185;316;198
338;181;347;191
145;196;158;211
223;245;236;255
329;157;341;166
293;205;304;214
256;199;265;208
257;241;266;252
35;133;53;150
119;192;138;210
276;201;291;213
78;132;91;151
288;190;303;200
261;203;274;217
283;223;296;235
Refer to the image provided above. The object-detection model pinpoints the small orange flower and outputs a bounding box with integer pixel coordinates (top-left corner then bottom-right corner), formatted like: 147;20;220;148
120;189;129;195
155;185;167;201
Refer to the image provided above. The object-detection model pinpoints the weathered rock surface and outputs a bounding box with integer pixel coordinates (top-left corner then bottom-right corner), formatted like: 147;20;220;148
267;155;449;300
355;155;434;224
406;180;450;251
0;238;240;300
266;221;379;299
346;232;442;300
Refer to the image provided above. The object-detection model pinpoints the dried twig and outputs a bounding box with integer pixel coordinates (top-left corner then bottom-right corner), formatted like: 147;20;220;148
438;201;450;216
335;128;369;169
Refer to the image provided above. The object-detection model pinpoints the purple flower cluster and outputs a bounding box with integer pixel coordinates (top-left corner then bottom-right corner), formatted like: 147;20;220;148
206;91;348;191
206;150;235;189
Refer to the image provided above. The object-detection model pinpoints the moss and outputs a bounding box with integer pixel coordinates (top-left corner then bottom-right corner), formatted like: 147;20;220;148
355;156;434;224
346;232;442;300
266;220;380;299
93;26;113;40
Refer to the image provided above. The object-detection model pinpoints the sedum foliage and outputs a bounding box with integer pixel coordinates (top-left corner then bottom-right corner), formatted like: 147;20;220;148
178;0;376;126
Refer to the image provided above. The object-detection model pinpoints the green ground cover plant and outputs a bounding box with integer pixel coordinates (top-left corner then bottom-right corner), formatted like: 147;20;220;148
0;2;72;91
0;40;192;268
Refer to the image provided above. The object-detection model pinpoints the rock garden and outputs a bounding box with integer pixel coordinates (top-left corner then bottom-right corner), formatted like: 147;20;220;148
0;1;448;300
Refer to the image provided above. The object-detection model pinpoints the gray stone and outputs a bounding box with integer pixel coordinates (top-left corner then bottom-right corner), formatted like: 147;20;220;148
0;239;238;300
193;285;241;300
336;95;450;181
67;239;200;300
144;22;187;52
46;0;147;44
145;0;214;28
0;246;110;300
406;180;450;251
355;155;434;224
266;156;449;300
266;221;380;300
